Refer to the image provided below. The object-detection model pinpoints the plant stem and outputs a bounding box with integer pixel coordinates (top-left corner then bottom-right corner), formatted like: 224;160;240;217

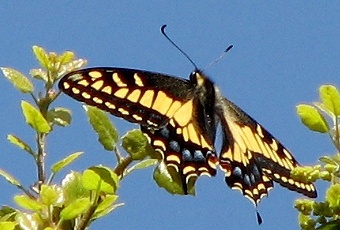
114;156;133;178
36;132;46;186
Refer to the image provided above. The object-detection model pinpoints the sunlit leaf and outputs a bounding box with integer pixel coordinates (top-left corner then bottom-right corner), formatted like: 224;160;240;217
153;162;194;195
47;107;72;127
319;85;340;116
58;59;87;79
62;171;90;206
126;159;158;175
122;129;153;160
296;104;329;133
0;206;17;222
93;195;123;220
40;184;64;206
81;166;119;194
326;184;340;208
32;46;50;70
29;68;47;82
7;134;35;156
93;195;119;218
52;152;83;174
16;213;40;230
60;198;91;220
21;101;51;133
58;51;75;66
0;221;15;230
84;105;118;151
14;195;42;211
1;67;34;93
316;220;340;230
0;169;21;187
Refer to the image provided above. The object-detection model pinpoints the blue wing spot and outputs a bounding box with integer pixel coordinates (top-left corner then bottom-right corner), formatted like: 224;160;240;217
170;140;180;152
233;166;243;179
244;174;251;187
193;150;205;161
182;149;192;161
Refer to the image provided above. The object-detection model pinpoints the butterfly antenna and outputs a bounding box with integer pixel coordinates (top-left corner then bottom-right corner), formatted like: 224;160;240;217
203;44;233;70
161;25;198;70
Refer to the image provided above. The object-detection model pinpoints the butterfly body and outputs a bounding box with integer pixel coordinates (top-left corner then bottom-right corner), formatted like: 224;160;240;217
59;67;317;205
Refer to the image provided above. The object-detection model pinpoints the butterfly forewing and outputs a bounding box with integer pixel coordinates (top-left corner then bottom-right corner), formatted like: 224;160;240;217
217;97;317;205
59;68;195;128
59;68;218;193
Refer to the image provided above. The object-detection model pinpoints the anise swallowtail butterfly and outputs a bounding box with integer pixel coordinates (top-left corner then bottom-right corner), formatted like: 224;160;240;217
58;66;317;206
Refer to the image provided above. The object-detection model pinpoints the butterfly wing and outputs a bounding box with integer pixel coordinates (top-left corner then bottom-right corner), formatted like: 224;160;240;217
217;97;317;205
59;68;194;128
59;68;219;193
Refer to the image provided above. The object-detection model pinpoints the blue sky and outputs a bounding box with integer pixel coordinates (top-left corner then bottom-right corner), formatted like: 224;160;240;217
1;2;339;229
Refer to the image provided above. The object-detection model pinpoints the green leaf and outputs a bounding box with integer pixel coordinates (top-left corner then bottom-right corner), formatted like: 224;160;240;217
314;102;334;119
14;195;42;211
32;46;50;70
93;194;120;219
0;206;17;222
7;134;35;156
30;68;47;82
298;213;316;229
84;105;118;151
316;220;340;230
47;107;72;127
93;202;124;220
40;184;64;206
319;85;340;116
58;51;75;65
320;156;337;165
21;101;51;133
0;169;21;187
122;129;154;160
16;213;40;230
58;59;87;79
60;198;91;220
62;172;90;206
326;184;340;208
81;166;119;194
0;221;15;230
296;104;329;133
1;67;34;93
126;159;159;175
52;152;83;174
153;162;194;195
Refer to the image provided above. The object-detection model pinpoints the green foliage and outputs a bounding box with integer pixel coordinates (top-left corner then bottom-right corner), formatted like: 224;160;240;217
153;162;191;195
0;45;180;229
295;85;340;230
1;67;34;93
84;105;118;151
21;100;51;133
296;104;329;133
0;46;133;229
122;129;153;160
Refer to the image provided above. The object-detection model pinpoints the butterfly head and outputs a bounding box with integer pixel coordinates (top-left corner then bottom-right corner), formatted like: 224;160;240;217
189;70;206;86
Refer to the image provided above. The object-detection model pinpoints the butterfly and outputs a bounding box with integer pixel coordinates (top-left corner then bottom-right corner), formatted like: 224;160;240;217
58;67;317;206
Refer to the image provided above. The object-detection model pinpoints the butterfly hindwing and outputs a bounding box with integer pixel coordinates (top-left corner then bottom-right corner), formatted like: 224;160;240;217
142;124;218;193
217;97;317;205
